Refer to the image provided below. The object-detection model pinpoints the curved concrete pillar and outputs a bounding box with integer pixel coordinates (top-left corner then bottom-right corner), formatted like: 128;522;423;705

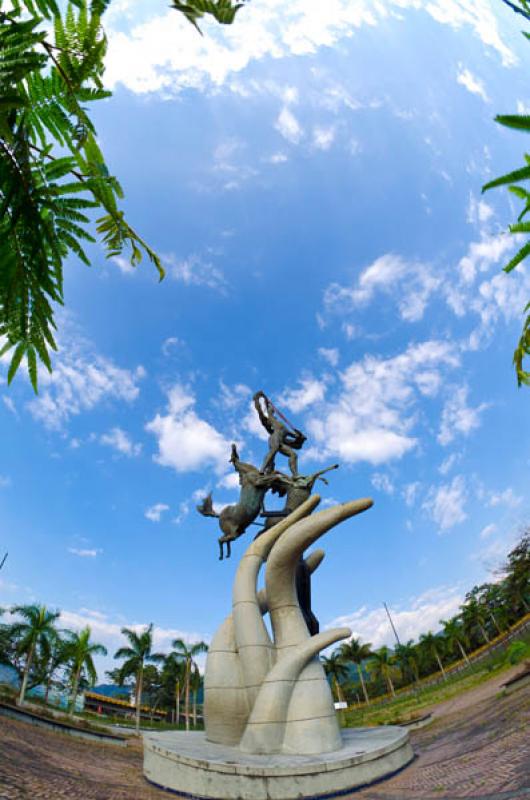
232;496;320;709
206;547;325;746
257;549;325;614
265;499;373;754
239;627;350;754
204;616;248;745
204;495;374;755
267;499;373;650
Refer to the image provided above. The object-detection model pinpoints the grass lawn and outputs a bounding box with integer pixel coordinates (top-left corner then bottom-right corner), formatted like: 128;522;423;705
344;638;530;728
80;710;204;732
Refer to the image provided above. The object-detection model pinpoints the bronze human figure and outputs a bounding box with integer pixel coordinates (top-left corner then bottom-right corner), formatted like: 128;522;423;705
196;391;339;568
253;391;306;476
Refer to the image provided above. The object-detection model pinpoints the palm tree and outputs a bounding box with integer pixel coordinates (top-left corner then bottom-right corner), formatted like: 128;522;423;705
63;627;107;714
9;604;60;705
369;646;398;697
460;598;490;647
170;639;208;731
190;664;201;727
162;651;186;725
501;531;530;618
321;651;348;703
478;584;503;635
419;631;446;680
440;618;470;665
337;637;372;704
40;629;68;705
114;624;164;732
394;640;420;686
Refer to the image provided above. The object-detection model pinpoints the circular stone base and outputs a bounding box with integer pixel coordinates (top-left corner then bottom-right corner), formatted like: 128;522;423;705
143;728;414;800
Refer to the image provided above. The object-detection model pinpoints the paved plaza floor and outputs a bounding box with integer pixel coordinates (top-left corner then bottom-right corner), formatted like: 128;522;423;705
0;677;528;800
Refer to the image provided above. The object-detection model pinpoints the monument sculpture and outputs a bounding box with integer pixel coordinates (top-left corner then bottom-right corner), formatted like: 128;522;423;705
144;391;414;799
196;443;282;560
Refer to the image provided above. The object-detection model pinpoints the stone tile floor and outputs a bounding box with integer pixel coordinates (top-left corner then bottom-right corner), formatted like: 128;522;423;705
0;683;528;800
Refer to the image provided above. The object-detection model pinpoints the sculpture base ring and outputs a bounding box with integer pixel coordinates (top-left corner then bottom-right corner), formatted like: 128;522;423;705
143;727;413;800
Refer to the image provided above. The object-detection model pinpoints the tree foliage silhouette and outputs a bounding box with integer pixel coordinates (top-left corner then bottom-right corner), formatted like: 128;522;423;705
0;0;247;391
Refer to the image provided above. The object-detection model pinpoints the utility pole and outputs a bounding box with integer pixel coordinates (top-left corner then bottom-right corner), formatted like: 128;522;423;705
383;601;401;647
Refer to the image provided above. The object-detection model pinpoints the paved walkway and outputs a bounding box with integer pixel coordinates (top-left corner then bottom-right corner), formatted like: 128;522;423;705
0;676;528;799
353;678;530;800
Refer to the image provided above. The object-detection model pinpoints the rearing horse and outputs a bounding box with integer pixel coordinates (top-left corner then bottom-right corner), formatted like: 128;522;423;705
197;445;283;560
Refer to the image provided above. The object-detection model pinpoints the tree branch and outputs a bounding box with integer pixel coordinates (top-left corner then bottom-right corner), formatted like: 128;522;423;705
500;0;530;22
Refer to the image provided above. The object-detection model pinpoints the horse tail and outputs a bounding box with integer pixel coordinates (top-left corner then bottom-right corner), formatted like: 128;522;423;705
196;492;219;519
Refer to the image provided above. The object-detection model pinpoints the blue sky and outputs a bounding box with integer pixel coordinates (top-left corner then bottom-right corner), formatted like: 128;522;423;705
1;0;530;674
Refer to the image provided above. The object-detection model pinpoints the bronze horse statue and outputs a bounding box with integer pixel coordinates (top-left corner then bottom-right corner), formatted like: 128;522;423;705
197;445;283;560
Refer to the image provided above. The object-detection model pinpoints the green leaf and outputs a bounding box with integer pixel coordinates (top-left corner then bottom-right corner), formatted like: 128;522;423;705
27;346;38;392
7;343;27;385
509;185;529;199
0;0;235;391
495;114;530;132
483;164;530;192
503;240;530;273
0;340;14;359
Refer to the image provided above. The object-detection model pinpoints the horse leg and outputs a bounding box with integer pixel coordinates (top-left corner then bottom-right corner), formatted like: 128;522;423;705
227;540;231;559
218;537;224;560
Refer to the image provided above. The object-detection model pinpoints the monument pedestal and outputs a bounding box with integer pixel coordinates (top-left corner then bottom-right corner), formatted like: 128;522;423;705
143;727;413;800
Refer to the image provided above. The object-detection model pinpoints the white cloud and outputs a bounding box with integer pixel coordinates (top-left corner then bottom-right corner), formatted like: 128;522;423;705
467;266;530;350
104;0;515;96
146;384;232;474
438;452;460;476
307;340;459;466
2;396;17;416
402;482;420;507
211;138;258;190
68;548;102;558
59;607;208;674
217;471;240;491
443;234;530;349
218;381;251;410
342;322;359;340
275;107;303;144
349;138;362;156
437;385;488;446
26;323;144;430
371;473;394;495
328;585;464;649
467;193;494;226
318;347;339;367
423;476;467;531
324;254;440;323
111;255;136;275
480;523;497;540
167;254;226;292
161;336;184;356
279;377;326;413
268;151;288;164
470;530;520;574
100;427;142;457
172;500;191;526
450;234;514;295
0;475;11;488
487;487;522;508
312;125;336;150
145;503;170;522
456;65;489;102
